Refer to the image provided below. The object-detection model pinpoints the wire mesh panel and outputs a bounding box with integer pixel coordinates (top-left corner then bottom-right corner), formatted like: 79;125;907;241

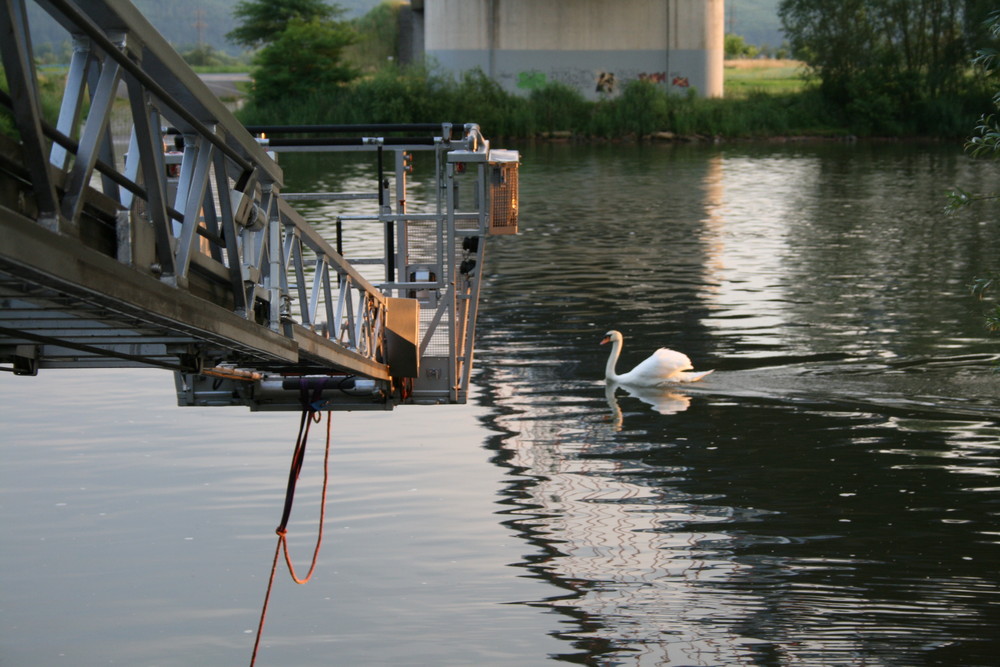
405;217;449;358
406;219;440;264
488;153;519;235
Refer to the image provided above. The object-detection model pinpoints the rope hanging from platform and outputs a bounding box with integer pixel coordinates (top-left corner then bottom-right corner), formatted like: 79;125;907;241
250;400;333;666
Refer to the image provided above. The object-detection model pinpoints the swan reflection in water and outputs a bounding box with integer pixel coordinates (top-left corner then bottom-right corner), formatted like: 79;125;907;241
605;382;693;428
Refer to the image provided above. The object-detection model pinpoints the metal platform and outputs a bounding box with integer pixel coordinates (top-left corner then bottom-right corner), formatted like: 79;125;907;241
0;0;520;411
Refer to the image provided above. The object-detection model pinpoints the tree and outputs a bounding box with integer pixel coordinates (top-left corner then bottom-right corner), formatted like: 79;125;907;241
227;0;358;106
250;18;358;105
725;34;759;60
227;0;345;50
779;0;996;133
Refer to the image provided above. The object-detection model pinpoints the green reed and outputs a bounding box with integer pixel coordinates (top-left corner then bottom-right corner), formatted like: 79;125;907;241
237;67;858;141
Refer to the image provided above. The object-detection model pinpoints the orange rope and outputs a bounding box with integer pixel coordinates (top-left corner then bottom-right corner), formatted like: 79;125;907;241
249;410;332;666
250;539;283;666
279;411;331;584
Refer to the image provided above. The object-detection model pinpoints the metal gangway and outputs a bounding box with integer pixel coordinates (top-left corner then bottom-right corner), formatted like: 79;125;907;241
0;0;519;411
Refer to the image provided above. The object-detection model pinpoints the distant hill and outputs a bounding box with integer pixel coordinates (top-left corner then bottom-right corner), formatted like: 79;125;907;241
727;0;785;49
26;0;386;57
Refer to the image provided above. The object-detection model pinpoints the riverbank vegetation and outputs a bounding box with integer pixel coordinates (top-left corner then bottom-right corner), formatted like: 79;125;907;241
4;1;998;143
779;0;999;138
233;3;836;140
237;59;986;141
234;0;997;141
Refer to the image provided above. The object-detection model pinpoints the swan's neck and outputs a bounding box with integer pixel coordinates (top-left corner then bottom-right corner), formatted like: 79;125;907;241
605;339;622;382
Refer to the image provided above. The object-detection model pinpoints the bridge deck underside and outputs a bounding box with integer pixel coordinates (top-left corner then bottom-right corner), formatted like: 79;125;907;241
0;207;388;379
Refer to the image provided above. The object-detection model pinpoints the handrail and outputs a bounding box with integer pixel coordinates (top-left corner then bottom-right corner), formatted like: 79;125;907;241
0;0;387;375
1;0;520;410
40;0;276;179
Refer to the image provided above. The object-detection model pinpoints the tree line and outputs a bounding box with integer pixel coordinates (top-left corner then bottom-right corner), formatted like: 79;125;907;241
779;0;999;134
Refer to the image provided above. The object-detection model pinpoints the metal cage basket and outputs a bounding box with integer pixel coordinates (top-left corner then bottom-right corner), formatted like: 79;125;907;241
487;151;519;235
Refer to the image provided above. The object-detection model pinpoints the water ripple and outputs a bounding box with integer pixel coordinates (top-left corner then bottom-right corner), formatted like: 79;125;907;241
478;143;1000;666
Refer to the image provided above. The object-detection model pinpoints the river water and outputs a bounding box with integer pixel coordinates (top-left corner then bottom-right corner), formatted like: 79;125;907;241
3;141;1000;666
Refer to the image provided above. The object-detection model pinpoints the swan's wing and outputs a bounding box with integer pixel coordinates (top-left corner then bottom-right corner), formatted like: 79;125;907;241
651;348;695;376
623;347;693;383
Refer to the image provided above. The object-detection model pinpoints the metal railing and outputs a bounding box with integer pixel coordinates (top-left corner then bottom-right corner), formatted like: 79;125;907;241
0;0;519;410
0;0;393;376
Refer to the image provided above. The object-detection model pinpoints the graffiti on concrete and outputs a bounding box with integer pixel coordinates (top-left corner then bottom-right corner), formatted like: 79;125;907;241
595;71;616;93
517;70;548;90
511;68;693;96
638;72;666;84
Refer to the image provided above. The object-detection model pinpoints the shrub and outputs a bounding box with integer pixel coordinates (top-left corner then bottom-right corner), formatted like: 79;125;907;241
615;79;668;137
238;61;965;140
528;81;589;134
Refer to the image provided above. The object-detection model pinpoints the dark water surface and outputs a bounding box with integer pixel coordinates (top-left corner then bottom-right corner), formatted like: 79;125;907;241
3;142;1000;665
476;141;1000;666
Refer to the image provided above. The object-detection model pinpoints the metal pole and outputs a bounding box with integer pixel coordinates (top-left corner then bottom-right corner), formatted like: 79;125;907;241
378;146;394;283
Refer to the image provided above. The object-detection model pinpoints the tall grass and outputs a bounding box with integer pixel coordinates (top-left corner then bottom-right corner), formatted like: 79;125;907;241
238;67;851;140
239;65;537;137
3;58;978;143
724;60;811;98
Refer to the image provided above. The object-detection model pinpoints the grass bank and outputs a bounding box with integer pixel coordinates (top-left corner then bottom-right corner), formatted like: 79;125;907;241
237;60;986;141
724;59;810;98
2;59;984;142
237;62;853;141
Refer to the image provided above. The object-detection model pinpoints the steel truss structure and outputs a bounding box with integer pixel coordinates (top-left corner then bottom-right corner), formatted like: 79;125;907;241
0;0;519;410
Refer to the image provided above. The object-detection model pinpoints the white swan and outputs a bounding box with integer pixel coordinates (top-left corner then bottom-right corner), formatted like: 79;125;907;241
601;330;713;386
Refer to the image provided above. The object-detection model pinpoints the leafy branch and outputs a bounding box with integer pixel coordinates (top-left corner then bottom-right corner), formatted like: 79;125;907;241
946;186;1000;212
966;113;1000;158
970;277;1000;331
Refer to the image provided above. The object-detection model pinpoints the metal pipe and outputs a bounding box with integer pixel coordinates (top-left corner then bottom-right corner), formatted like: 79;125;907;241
245;123;460;135
264;137;438;148
378;146;394;282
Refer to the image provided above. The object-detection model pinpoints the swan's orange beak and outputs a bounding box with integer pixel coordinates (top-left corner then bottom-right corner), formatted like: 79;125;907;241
600;335;611;345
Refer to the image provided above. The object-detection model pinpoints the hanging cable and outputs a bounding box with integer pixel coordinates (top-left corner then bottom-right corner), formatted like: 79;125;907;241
249;406;333;666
